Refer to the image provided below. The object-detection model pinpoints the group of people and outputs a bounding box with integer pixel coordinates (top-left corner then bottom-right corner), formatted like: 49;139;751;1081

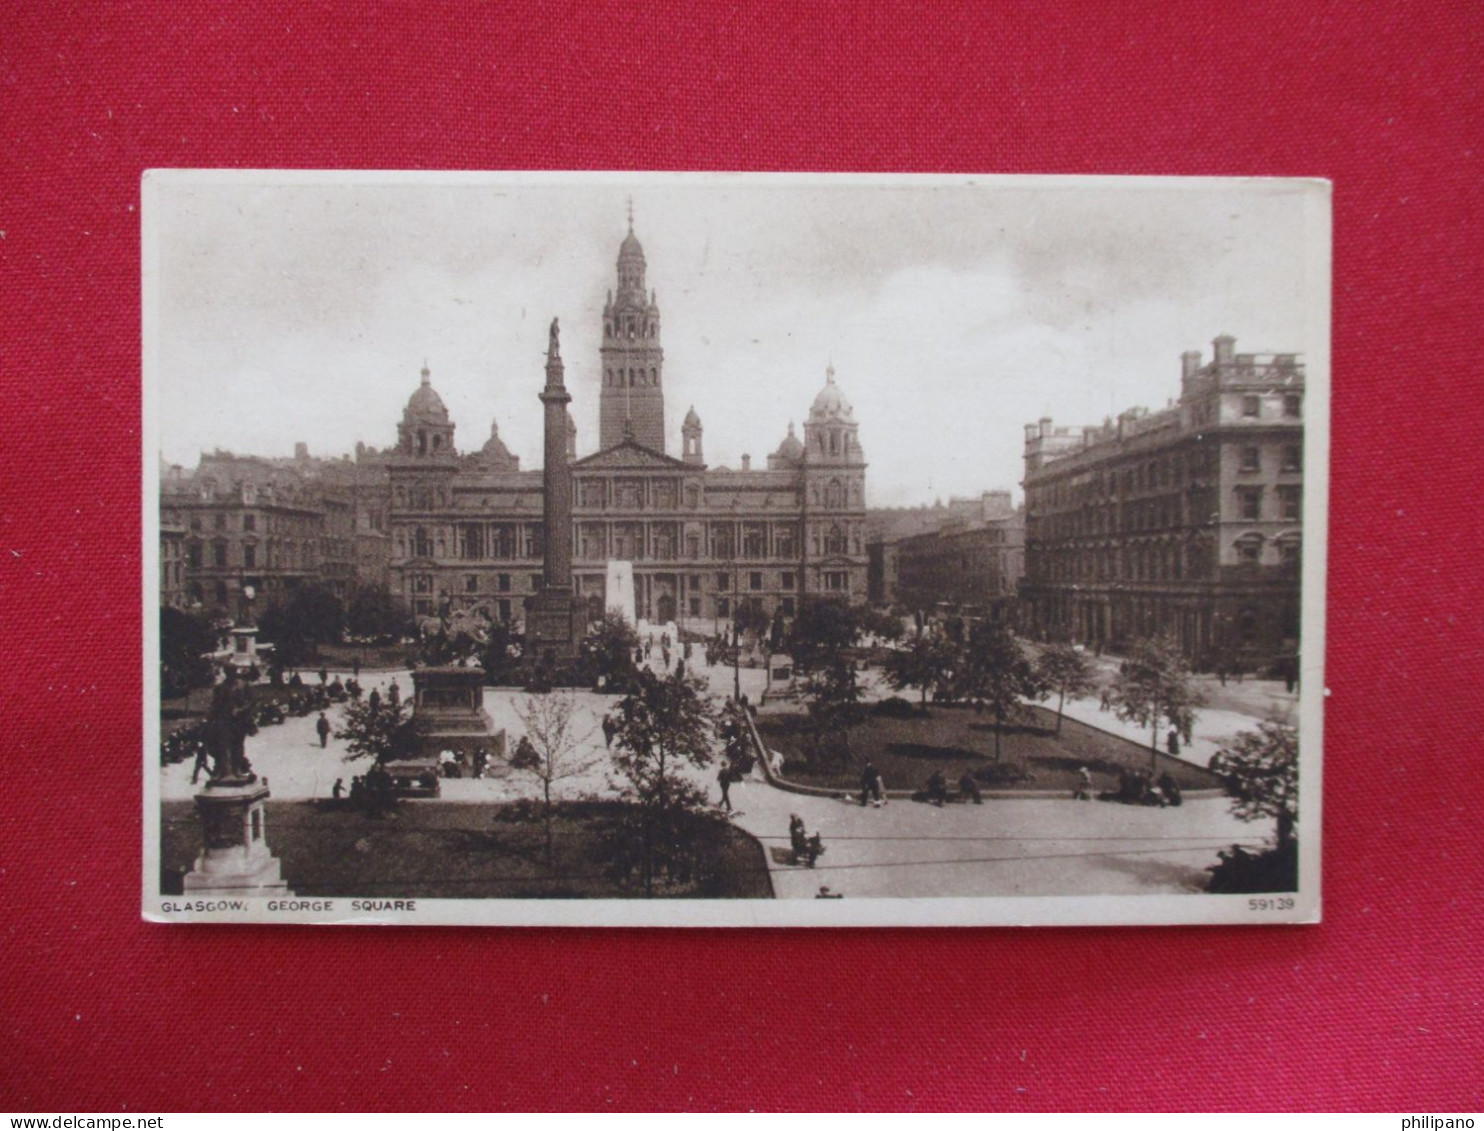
921;768;984;807
330;764;398;812
1112;768;1184;807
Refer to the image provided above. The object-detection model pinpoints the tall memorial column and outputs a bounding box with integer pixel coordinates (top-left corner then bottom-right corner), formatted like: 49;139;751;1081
526;318;586;665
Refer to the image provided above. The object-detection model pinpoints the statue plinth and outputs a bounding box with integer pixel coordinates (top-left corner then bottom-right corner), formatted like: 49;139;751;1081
409;665;505;776
525;587;584;665
183;778;288;894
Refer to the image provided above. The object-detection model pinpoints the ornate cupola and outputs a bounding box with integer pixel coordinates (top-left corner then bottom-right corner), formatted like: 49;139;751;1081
397;362;457;459
682;405;704;466
599;201;666;453
803;362;863;466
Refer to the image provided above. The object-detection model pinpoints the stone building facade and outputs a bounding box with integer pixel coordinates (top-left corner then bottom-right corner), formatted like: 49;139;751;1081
1021;335;1304;666
893;501;1025;619
159;449;363;618
385;221;869;627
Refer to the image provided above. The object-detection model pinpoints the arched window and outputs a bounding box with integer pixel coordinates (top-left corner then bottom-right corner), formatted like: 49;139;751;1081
825;524;845;555
414;526;433;558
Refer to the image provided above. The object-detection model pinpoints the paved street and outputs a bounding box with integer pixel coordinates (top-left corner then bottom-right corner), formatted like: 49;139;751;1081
162;652;1277;899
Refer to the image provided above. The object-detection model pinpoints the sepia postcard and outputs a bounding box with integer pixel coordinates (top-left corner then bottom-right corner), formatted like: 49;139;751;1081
142;170;1329;926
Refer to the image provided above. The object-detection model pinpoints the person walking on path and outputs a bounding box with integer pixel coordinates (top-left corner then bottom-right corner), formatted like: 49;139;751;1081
717;766;733;812
1166;728;1181;758
316;712;331;748
601;716;615;749
387;679;401;707
1073;765;1094;801
331;778;344;801
191;744;210;785
859;761;886;807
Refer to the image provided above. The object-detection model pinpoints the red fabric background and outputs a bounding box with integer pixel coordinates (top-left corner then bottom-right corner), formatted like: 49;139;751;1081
2;1;1480;1113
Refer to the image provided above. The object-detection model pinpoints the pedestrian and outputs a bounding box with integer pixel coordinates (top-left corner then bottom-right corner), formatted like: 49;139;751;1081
191;744;210;785
331;777;344;800
315;711;331;748
1073;765;1094;801
717;766;733;812
601;716;615;748
387;679;401;707
1166;729;1181;758
859;761;885;807
318;666;328;686
958;771;983;805
368;687;381;711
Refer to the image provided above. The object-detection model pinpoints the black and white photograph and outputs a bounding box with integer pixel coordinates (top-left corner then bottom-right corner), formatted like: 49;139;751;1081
142;171;1329;926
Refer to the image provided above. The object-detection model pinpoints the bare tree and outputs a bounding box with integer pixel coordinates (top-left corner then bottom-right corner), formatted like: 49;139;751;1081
512;690;601;869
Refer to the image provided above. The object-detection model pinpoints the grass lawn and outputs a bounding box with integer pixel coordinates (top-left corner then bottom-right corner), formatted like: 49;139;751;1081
161;799;772;899
756;704;1224;794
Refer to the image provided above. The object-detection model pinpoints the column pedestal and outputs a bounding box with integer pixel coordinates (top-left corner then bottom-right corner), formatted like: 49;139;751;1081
183;778;288;894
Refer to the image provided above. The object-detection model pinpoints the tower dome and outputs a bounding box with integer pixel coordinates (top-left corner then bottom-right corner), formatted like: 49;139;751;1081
397;362;456;458
808;362;854;422
771;421;804;464
404;363;450;424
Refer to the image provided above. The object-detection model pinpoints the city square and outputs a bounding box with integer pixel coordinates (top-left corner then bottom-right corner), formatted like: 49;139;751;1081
148;173;1319;920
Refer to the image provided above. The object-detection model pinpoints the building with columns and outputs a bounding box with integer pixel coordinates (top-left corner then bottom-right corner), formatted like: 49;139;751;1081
1020;335;1304;667
385;218;870;628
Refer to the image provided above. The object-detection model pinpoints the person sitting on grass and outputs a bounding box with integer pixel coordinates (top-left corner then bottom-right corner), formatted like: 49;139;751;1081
925;769;950;807
1157;771;1183;807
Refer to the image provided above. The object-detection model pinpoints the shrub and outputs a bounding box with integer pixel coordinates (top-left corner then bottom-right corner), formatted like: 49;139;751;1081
973;762;1032;787
872;696;920;719
1206;842;1297;893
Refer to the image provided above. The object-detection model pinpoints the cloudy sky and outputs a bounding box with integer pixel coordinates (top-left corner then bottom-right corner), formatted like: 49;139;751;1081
150;173;1321;507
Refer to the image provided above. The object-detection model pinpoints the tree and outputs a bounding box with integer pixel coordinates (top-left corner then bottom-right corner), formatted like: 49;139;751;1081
606;668;717;896
1100;633;1204;773
1210;719;1298;853
802;653;869;767
335;695;415;765
579;612;640;691
512;690;602;868
346;583;414;641
1034;642;1098;735
733;597;772;643
956;621;1042;763
856;604;906;645
160;607;216;699
260;583;344;667
882;631;957;710
788;597;858;673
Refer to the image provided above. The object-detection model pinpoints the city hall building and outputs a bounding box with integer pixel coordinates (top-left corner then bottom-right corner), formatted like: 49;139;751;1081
1021;336;1305;667
382;219;870;627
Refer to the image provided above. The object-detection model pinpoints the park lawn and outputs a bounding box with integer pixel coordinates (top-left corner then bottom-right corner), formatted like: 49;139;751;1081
161;799;772;900
755;704;1224;795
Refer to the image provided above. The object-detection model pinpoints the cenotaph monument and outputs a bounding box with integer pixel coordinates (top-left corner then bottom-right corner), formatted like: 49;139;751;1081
604;559;636;626
183;667;288;894
525;318;587;665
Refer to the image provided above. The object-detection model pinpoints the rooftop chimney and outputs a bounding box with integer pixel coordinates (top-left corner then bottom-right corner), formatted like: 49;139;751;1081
1213;334;1236;366
1181;349;1202;380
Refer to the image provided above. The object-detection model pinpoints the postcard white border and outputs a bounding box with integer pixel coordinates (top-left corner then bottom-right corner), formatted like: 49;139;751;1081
141;169;1329;927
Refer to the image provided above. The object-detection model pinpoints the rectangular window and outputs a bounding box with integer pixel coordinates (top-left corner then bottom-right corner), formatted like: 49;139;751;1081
1278;486;1302;521
1237;539;1262;567
1242;394;1261;417
465;574;479;593
498;573;511;592
242;514;256;532
781;597;795;616
1281;445;1302;472
1238;488;1263;521
781;571;795;591
826;571;848;592
716;572;729;591
715;596;730;617
1240;446;1260;472
215;513;227;531
530;574;542;593
1283;393;1302;418
190;517;202;532
242;544;256;569
213;542;228;568
750;572;763;591
689;574;702;589
498;599;512;622
689;596;701;616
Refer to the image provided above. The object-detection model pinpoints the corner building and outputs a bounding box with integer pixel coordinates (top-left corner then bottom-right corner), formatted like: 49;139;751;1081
386;220;869;626
1021;336;1304;666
